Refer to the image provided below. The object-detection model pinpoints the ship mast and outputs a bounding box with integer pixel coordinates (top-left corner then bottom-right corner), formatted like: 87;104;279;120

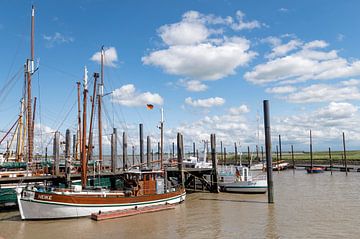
16;98;24;162
76;82;81;161
81;67;88;189
98;46;104;166
27;5;35;163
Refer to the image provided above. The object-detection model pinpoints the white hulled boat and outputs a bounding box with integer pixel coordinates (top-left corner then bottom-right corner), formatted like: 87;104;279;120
218;165;267;193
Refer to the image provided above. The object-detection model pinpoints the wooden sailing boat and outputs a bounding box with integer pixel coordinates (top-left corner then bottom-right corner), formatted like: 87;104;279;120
16;6;185;220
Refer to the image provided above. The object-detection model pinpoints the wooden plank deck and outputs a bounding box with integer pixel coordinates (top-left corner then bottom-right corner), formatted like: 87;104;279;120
91;204;176;221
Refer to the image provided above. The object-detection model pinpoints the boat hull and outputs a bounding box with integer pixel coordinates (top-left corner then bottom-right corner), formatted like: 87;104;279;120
220;181;267;194
306;167;324;173
17;189;186;220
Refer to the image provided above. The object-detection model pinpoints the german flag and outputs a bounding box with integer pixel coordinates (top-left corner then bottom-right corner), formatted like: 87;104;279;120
146;104;154;110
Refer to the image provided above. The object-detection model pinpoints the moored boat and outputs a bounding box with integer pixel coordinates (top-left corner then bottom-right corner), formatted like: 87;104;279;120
218;166;267;193
306;166;325;173
17;170;185;220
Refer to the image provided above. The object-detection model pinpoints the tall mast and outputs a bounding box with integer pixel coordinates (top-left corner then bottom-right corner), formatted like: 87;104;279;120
81;67;88;189
87;73;98;162
16;99;24;162
98;47;104;165
160;108;164;169
27;5;35;162
76;82;81;161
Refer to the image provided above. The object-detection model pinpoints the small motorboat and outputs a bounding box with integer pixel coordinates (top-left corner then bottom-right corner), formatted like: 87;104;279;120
218;166;267;193
306;166;325;173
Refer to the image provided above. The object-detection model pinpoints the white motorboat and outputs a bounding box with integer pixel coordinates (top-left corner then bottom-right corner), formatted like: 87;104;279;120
218;166;267;193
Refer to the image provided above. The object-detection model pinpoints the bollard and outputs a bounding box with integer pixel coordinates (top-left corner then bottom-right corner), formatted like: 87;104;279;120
263;100;274;204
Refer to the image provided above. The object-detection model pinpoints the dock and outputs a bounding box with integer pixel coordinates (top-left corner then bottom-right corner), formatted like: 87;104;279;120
91;204;176;221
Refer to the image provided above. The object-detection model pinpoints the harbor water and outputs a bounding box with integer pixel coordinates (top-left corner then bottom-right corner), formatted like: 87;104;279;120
0;170;359;238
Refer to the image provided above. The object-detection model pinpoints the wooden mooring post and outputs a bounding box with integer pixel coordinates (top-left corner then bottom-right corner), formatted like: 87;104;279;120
123;131;127;170
342;132;348;176
247;146;251;169
329;147;333;175
310;130;313;173
177;133;184;188
65;129;71;185
139;124;144;167
211;134;219;193
234;142;238;165
53;131;60;176
291;145;295;174
147;136;151;168
224;147;227;165
220;141;223;164
263;100;274;204
111;128;117;173
278;135;282;163
132;146;135;166
276;145;279;173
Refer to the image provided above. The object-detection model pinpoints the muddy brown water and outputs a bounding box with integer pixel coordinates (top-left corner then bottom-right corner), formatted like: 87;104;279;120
0;170;359;239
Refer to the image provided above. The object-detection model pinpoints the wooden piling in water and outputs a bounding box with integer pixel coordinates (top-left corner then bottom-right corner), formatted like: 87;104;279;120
53;131;60;176
65;129;71;184
139;124;144;167
172;142;175;159
193;142;196;157
177;133;184;188
278;135;282;162
111;128;117;173
123;131;127;170
147;136;151;168
342;132;348;176
328;147;333;175
310;130;313;173
276;145;279;173
220;141;223;164
72;134;76;161
211;134;219;193
224;147;227;165
263;100;274;204
291;145;295;174
234;142;238;165
132;145;135;166
247;146;251;169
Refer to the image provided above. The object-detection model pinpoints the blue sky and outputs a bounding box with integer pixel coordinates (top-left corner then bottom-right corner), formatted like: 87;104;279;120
1;0;360;154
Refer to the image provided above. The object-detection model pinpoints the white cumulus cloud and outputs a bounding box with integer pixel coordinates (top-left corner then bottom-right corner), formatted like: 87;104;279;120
143;37;256;81
111;84;163;107
181;80;208;92
43;32;74;48
265;86;297;94
90;47;118;67
231;10;261;31
185;97;225;108
245;39;360;85
143;10;259;91
285;83;360;103
229;105;250;114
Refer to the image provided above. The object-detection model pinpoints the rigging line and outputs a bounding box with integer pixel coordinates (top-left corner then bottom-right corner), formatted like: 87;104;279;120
0;116;20;145
0;67;23;105
41;63;81;80
6;34;26;81
49;84;76;131
45;100;77;148
36;70;44;154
